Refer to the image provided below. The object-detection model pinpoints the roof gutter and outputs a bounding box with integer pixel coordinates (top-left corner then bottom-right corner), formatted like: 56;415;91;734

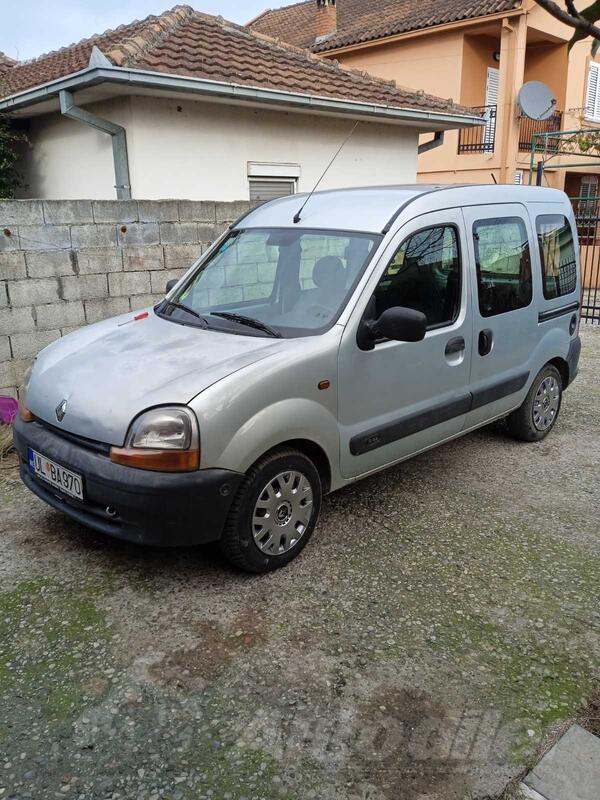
0;65;483;130
59;89;131;200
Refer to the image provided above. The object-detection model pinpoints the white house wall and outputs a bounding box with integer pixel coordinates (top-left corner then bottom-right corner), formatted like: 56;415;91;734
19;97;134;200
18;94;419;200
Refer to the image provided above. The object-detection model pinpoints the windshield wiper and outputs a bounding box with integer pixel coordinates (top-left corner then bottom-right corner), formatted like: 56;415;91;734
162;300;208;327
211;312;281;338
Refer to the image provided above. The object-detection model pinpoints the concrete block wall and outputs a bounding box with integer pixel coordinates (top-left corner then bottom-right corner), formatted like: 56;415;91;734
0;199;254;397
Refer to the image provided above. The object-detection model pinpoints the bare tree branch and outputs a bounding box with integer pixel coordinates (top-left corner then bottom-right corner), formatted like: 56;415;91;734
533;0;600;43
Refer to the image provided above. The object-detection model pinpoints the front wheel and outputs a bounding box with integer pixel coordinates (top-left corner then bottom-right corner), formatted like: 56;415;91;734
220;447;322;573
506;364;562;442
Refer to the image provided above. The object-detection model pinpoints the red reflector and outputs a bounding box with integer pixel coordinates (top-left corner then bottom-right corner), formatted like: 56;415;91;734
134;312;149;321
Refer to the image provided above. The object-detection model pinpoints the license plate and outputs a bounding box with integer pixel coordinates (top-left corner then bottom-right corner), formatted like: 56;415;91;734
28;448;84;501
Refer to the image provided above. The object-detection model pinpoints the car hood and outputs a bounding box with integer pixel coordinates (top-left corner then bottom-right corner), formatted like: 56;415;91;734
26;309;284;445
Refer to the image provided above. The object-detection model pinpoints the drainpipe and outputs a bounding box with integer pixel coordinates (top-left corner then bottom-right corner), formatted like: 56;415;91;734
59;89;131;200
418;130;445;154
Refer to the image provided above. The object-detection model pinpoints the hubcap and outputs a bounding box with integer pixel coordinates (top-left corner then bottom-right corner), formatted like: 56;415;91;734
532;375;560;431
252;470;313;556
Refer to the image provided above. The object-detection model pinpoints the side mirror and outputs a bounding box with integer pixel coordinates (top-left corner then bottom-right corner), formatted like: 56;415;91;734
165;278;178;294
357;306;427;351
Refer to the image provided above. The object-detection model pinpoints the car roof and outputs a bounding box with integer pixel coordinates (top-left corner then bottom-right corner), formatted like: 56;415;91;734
235;184;568;234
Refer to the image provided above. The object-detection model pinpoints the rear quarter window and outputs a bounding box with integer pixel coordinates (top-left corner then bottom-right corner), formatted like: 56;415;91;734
535;215;578;300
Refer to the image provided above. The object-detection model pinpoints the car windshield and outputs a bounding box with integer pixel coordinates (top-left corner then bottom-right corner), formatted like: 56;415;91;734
159;228;380;337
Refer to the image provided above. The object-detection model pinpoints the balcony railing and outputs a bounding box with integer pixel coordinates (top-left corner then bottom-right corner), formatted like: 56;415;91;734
518;111;562;153
457;105;496;153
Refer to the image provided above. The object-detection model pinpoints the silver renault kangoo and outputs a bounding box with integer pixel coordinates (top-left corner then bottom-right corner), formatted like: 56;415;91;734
14;185;582;572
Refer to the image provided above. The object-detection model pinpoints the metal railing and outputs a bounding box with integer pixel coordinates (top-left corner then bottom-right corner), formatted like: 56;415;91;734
457;105;496;153
518;111;562;153
570;194;600;324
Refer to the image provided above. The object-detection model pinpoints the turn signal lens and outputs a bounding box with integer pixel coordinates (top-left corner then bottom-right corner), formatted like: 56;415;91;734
18;403;35;423
110;447;199;472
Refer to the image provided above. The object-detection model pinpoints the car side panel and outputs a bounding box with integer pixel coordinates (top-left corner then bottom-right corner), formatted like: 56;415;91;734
189;331;343;486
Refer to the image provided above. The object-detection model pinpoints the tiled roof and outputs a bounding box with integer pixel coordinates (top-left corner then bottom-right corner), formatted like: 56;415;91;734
0;51;16;75
2;7;189;96
0;5;477;118
249;0;522;53
248;1;317;48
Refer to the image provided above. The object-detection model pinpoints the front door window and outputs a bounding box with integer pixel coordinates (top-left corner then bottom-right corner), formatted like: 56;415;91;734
372;225;461;329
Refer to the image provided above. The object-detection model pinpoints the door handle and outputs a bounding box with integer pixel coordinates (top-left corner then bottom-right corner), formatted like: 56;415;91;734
478;329;493;356
445;337;465;356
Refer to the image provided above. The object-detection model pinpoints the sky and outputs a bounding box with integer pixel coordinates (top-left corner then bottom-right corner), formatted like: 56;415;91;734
0;1;272;61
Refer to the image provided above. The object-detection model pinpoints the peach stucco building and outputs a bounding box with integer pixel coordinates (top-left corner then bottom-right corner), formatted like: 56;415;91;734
250;0;600;195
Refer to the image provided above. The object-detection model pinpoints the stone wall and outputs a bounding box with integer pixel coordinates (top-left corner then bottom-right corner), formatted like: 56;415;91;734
0;198;254;397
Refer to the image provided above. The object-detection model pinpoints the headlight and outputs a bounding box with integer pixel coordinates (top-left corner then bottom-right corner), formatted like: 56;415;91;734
110;406;199;472
128;407;195;450
18;365;35;422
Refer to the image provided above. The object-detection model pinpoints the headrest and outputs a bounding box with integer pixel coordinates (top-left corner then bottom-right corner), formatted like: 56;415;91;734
312;256;345;290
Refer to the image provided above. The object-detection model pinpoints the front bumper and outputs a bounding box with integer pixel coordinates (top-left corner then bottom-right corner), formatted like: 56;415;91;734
13;417;244;547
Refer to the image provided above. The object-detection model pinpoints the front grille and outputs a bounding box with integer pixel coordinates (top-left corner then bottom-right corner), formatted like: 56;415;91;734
34;419;111;456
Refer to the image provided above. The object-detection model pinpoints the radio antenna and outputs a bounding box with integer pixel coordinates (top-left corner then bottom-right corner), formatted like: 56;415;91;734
293;121;360;224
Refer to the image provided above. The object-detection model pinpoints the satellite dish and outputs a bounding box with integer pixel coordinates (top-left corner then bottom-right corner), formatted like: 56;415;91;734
518;81;557;120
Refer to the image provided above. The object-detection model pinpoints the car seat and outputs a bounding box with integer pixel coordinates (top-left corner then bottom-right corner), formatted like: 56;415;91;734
312;256;346;305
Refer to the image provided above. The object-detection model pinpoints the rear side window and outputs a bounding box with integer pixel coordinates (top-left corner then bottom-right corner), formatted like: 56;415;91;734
473;217;532;317
373;225;461;329
536;215;577;299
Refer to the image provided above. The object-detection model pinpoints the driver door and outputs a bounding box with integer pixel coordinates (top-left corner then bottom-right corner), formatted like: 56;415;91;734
337;209;472;479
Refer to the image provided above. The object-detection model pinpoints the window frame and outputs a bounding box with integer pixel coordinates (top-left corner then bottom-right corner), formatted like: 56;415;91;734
535;214;578;301
369;222;463;339
472;215;533;318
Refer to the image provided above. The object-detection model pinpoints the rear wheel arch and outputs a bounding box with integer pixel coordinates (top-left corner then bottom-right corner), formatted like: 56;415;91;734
507;362;563;441
549;356;569;390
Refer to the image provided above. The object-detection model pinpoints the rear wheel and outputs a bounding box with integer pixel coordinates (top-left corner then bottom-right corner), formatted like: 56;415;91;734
506;364;562;442
220;447;322;573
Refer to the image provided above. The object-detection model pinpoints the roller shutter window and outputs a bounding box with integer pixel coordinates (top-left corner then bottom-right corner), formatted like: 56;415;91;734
484;67;499;148
249;179;297;202
585;61;600;122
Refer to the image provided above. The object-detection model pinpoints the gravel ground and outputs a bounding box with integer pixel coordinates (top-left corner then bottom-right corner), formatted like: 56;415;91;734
1;327;599;800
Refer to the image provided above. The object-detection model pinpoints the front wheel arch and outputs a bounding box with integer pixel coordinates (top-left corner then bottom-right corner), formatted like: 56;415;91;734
270;438;332;494
220;446;323;573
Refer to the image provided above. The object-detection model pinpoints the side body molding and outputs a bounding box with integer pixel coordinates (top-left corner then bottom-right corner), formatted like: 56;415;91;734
350;370;529;456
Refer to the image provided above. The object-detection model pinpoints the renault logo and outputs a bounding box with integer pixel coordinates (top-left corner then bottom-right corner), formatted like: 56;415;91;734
55;399;67;422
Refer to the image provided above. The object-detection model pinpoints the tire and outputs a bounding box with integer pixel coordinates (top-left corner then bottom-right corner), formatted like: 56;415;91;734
506;364;563;442
220;447;322;573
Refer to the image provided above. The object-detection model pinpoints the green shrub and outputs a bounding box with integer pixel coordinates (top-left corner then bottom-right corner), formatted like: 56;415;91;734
0;114;27;198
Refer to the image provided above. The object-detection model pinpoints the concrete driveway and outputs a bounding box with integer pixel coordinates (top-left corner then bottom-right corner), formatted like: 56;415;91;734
1;328;599;800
